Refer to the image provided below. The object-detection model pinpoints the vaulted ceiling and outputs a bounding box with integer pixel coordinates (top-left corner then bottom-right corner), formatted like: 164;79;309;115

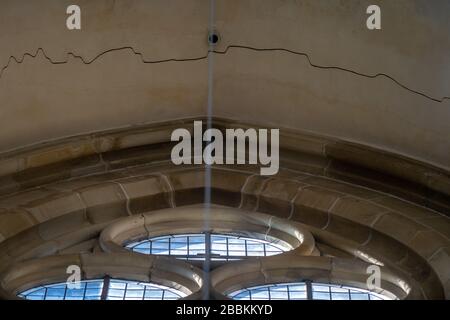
0;0;449;300
0;0;449;170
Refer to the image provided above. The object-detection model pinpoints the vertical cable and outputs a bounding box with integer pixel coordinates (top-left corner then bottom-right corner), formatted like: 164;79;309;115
202;0;216;300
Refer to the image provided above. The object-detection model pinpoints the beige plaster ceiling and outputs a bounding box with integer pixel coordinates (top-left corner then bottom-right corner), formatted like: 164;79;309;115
0;0;449;171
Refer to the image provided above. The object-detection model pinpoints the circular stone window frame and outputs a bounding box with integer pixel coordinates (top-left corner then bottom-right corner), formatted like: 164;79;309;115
0;252;203;300
99;206;317;257
210;255;416;300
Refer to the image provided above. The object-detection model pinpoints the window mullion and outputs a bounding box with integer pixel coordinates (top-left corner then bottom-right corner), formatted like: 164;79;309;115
226;236;229;260
187;235;190;259
169;237;172;256
63;283;68;300
101;276;110;300
306;280;313;300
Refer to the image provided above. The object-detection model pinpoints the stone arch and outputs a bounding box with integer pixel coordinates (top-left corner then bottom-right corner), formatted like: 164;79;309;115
0;118;448;299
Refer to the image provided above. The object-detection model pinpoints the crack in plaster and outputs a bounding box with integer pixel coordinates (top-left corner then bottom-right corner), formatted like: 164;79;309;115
111;181;132;216
321;195;348;230
155;173;176;208
287;184;310;220
259;258;270;284
0;45;448;103
238;174;256;209
264;215;274;241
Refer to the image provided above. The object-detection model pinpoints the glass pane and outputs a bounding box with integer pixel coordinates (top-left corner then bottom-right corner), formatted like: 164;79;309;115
289;291;307;300
125;233;289;261
351;293;370;300
230;282;394;301
19;279;185;301
331;292;350;300
313;292;331;300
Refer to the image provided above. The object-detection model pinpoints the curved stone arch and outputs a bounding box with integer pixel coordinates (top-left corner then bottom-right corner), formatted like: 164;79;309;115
0;205;426;300
0;199;445;299
0;118;448;210
0;252;203;300
98;207;316;257
0;119;448;299
210;255;415;300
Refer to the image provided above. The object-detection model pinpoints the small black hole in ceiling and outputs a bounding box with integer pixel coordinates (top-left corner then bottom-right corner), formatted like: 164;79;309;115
208;33;219;45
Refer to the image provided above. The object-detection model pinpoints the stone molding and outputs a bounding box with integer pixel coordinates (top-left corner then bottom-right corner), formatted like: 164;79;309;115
0;118;448;299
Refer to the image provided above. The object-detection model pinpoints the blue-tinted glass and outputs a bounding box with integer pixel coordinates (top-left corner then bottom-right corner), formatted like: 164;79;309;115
164;291;180;298
313;292;331;300
26;288;46;295
85;288;102;297
230;282;393;301
135;242;151;249
107;280;183;301
270;285;288;292
233;291;251;299
152;241;169;249
46;288;65;297
351;293;370;300
189;236;205;243
270;291;288;299
108;289;125;297
289;284;306;291
19;279;184;300
289;291;307;299
145;290;163;299
109;281;126;289
125;290;144;299
171;242;188;249
332;292;350;300
250;288;270;299
65;288;84;297
247;243;264;251
312;284;330;292
211;243;227;251
126;282;143;290
152;248;170;254
134;248;149;254
330;287;348;293
126;233;289;260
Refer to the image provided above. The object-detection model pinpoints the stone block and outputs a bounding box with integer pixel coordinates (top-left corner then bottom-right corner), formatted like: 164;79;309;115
331;197;387;226
168;169;205;206
118;175;172;213
408;230;450;260
373;213;428;244
258;178;304;217
24;191;85;222
78;183;128;224
292;186;342;229
0;209;36;240
240;175;271;211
